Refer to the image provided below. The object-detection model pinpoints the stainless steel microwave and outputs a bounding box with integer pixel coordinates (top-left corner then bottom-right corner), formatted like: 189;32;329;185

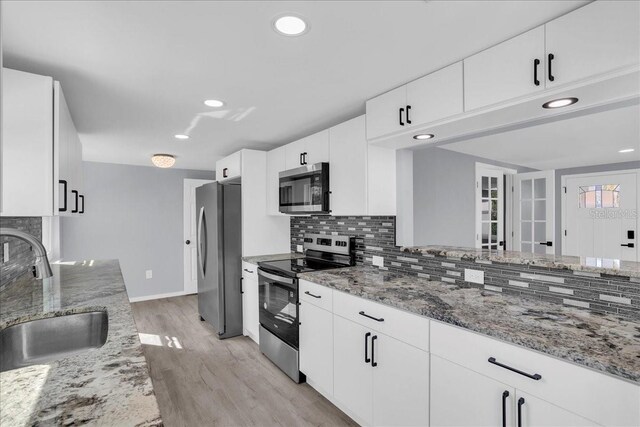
279;163;330;214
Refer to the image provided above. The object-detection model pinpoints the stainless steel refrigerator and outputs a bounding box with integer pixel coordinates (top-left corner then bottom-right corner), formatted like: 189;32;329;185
196;182;243;339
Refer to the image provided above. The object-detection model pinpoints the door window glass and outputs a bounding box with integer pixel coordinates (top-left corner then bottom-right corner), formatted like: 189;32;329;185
579;184;620;208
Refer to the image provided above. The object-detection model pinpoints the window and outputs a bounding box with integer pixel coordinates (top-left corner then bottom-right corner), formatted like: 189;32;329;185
579;184;620;208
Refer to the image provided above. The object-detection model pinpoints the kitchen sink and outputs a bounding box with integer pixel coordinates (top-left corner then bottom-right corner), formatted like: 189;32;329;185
0;311;108;372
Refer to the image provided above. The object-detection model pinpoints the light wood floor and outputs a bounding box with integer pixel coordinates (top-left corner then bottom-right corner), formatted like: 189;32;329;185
132;295;357;427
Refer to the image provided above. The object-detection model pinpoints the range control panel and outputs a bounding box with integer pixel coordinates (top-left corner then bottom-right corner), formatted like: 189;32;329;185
303;233;354;255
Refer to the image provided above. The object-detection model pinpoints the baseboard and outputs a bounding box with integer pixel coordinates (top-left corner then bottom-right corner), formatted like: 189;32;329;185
129;290;188;303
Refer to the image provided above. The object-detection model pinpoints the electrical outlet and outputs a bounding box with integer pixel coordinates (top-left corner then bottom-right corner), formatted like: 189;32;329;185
145;270;153;279
3;243;9;263
464;268;484;285
296;245;303;253
372;255;384;268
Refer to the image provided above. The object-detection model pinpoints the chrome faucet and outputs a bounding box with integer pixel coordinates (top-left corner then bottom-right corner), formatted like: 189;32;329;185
0;227;53;279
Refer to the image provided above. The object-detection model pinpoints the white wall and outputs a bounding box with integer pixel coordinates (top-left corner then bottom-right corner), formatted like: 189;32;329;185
61;161;214;300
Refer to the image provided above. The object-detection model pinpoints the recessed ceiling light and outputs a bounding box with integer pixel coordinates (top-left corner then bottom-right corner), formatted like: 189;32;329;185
273;15;308;36
413;134;435;140
204;99;225;108
174;134;189;140
151;154;176;168
542;97;579;109
619;148;635;153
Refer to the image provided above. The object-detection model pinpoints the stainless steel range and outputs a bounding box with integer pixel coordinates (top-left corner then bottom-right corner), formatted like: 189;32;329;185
257;234;355;383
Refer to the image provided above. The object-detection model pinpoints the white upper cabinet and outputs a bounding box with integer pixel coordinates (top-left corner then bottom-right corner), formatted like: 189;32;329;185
545;0;640;88
2;68;84;217
365;85;407;140
406;61;464;124
215;150;242;182
464;27;546;111
284;130;330;169
266;146;285;216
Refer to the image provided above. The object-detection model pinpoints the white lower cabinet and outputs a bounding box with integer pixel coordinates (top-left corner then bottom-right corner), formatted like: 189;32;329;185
333;314;429;427
515;391;599;427
431;355;513;427
299;301;333;397
241;262;259;344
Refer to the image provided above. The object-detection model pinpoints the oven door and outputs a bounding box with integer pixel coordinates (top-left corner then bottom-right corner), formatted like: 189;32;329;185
279;163;329;214
258;268;299;349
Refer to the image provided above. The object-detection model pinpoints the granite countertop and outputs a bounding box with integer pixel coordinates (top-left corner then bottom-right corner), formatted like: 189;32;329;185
402;245;640;278
0;260;162;426
242;252;304;264
299;266;640;384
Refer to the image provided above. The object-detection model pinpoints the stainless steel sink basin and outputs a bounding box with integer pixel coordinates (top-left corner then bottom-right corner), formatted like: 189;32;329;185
0;311;108;372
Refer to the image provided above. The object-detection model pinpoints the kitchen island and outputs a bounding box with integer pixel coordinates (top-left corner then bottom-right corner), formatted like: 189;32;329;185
0;260;162;426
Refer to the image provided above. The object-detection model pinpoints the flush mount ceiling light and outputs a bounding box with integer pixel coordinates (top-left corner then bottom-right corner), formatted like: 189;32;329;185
542;97;579;109
204;99;225;108
273;14;308;36
619;148;635;153
151;154;176;168
413;134;435;141
174;134;189;140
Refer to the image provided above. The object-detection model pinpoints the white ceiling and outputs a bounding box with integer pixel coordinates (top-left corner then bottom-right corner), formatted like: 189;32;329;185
2;0;588;170
440;103;640;170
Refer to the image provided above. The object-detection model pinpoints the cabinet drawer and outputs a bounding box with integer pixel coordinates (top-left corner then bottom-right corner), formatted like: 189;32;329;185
241;261;258;278
333;290;429;351
430;321;640;427
299;279;333;312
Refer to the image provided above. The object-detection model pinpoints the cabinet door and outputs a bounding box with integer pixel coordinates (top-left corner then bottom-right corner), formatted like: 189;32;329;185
329;116;367;216
55;82;72;215
464;26;545;111
301;130;329;165
300;302;333;397
284;138;306;170
406;61;464;126
515;391;600;427
241;263;259;344
545;0;640;87
372;333;429;427
431;355;514;427
333;315;373;426
365;85;407;140
266;146;286;215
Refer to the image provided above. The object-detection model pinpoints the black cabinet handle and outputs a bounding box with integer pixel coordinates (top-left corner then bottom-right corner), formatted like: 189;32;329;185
406;105;412;124
240;277;244;294
79;195;85;214
548;53;555;82
186;240;191;245
517;397;525;427
488;357;541;380
299;153;304;165
502;391;510;427
533;58;540;86
59;180;68;212
71;190;79;213
304;290;321;299
538;241;553;247
303;152;308;165
364;332;371;363
621;243;635;248
399;107;405;126
371;335;378;367
223;167;228;178
359;311;384;322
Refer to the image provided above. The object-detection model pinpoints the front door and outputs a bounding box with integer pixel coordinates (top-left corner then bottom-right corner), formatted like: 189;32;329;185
183;178;214;294
564;171;638;261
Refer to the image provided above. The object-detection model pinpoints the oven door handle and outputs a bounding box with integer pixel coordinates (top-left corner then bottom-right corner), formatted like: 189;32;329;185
258;268;295;285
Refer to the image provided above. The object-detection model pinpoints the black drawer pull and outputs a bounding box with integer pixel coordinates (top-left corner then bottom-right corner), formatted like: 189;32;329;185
304;291;321;299
399;107;405;126
371;335;378;367
223;167;228;178
59;180;68;212
364;332;371;363
548;53;555;82
359;311;384;322
517;397;525;427
502;391;510;427
621;243;635;248
243;268;254;273
533;58;540;86
406;104;412;124
488;357;541;380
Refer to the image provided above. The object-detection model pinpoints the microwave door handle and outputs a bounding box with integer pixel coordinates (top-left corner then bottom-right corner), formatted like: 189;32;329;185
258;269;295;286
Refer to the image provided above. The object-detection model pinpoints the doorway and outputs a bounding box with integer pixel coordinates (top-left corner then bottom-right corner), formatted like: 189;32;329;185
562;170;639;261
183;178;214;294
513;170;556;255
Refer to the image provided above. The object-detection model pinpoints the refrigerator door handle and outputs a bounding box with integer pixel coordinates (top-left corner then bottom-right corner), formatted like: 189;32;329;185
197;206;207;277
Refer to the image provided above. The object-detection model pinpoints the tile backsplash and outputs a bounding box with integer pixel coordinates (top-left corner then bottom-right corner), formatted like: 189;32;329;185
0;217;42;289
290;215;638;319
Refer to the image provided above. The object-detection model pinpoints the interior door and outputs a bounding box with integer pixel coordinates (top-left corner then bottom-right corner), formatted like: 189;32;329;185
476;167;504;250
514;171;555;255
183;178;214;294
564;171;638;261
